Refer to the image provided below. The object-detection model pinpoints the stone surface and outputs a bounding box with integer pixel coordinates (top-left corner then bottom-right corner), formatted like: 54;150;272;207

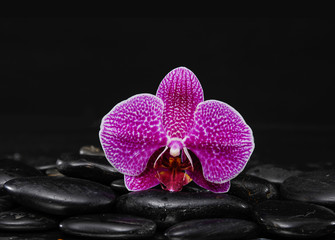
21;154;57;171
116;189;250;229
281;170;335;208
182;181;210;193
79;145;105;156
110;178;129;193
0;158;43;194
253;200;335;238
0;230;76;240
0;208;58;232
229;174;279;204
60;213;157;239
4;176;116;215
45;168;65;177
56;152;123;184
0;195;15;212
165;218;258;240
246;164;302;184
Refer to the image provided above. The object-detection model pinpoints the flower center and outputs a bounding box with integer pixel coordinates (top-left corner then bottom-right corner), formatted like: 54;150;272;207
154;151;193;192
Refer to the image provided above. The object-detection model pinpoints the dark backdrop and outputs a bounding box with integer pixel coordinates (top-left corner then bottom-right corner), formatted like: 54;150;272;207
1;17;334;165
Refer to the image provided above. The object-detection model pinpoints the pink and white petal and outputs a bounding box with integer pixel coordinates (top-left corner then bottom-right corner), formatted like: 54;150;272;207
124;172;159;191
184;100;254;184
156;67;204;139
124;148;163;191
185;152;230;193
99;94;168;176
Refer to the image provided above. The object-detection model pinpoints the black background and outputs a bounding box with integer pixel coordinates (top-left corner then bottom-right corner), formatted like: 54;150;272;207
1;17;334;165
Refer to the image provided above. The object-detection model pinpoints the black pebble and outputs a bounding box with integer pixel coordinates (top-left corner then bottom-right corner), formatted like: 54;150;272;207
182;181;210;193
165;218;259;240
253;200;335;239
110;178;130;193
0;159;43;194
229;174;279;204
281;170;335;208
116;189;251;229
60;213;157;239
0;195;15;212
0;208;58;232
4;176;116;215
56;152;123;184
21;154;57;171
246;164;302;184
0;230;76;240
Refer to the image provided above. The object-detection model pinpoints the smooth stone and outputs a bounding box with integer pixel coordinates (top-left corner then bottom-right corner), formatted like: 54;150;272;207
253;200;335;239
281;170;335;208
165;218;258;240
229;174;279;204
246;164;302;184
0;195;15;212
0;159;43;194
60;213;156;239
0;208;58;231
116;189;251;229
110;179;130;193
21;154;57;171
4;176;116;215
182;181;210;193
45;168;65;177
0;230;75;240
56;152;123;184
79;145;105;156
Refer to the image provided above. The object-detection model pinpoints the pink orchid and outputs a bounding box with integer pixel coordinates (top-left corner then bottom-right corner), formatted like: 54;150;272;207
99;67;254;193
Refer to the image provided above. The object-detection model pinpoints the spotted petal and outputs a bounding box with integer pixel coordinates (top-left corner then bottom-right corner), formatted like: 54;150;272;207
156;67;204;139
124;148;164;191
99;94;168;176
184;100;254;184
185;151;230;193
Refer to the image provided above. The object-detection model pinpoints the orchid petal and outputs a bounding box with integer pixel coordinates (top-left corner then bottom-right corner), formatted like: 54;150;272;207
99;94;168;176
156;67;204;138
124;148;164;191
184;100;254;184
186;155;230;193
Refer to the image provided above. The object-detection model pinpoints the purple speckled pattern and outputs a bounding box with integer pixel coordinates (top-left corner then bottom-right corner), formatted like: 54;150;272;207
124;149;161;191
99;66;254;192
185;151;231;193
184;100;254;184
99;94;168;176
156;67;204;139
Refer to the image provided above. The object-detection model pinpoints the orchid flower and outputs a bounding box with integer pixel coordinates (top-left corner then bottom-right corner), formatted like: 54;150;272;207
99;67;254;193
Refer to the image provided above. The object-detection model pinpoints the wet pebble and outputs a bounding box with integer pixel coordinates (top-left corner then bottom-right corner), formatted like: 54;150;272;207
0;230;75;240
0;195;15;212
4;176;116;215
229;174;279;204
116;189;251;229
253;200;335;239
165;218;259;240
60;213;157;239
110;178;129;193
182;181;209;193
0;159;43;194
21;154;57;171
246;164;302;184
0;208;58;232
79;145;105;156
281;170;335;208
56;152;123;184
